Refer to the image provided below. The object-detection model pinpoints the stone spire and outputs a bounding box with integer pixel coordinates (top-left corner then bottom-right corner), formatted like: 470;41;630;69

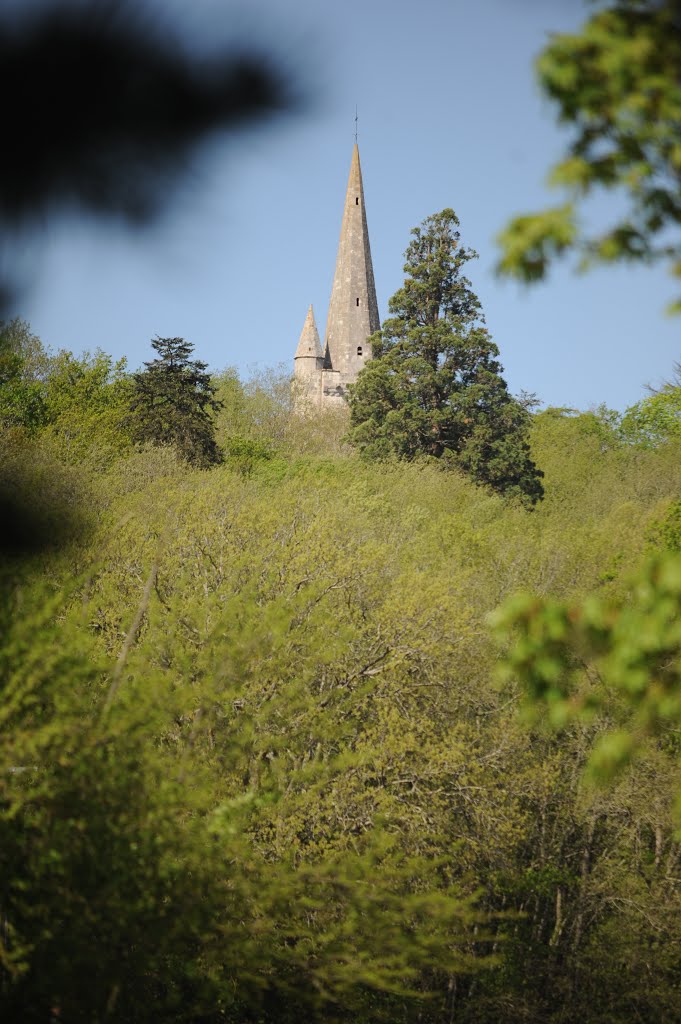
294;304;324;360
323;143;379;380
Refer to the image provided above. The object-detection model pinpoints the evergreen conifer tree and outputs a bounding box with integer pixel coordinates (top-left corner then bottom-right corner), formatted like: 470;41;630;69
130;336;222;467
347;209;544;504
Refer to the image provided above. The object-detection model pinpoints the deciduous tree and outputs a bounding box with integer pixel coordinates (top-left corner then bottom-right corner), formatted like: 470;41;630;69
497;0;681;312
492;552;681;825
0;319;48;432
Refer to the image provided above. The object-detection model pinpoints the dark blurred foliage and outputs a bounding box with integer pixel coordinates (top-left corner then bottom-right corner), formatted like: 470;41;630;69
0;0;296;229
0;477;83;560
0;0;299;556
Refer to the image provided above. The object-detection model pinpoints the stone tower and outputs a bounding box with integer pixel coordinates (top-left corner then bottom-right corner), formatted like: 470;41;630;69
293;143;379;409
293;304;324;406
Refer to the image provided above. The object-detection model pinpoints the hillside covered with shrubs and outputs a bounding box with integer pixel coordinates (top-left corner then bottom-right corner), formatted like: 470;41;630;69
1;319;680;1022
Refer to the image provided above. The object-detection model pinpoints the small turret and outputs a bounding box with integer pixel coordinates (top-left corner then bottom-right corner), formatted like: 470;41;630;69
293;304;324;408
294;304;324;361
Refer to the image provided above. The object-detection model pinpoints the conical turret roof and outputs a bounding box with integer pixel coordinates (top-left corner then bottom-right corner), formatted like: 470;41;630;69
294;304;323;359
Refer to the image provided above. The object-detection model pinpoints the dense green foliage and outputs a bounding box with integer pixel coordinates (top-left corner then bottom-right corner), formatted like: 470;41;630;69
618;367;681;447
0;319;133;465
497;0;681;312
0;319;48;432
0;338;679;1021
494;553;681;814
129;336;222;467
347;210;544;504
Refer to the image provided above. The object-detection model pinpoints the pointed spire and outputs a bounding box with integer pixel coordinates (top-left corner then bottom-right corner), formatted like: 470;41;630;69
323;144;379;379
294;304;323;359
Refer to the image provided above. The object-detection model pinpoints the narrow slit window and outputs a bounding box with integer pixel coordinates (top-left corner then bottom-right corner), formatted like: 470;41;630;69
355;197;359;205
357;346;363;356
356;297;360;306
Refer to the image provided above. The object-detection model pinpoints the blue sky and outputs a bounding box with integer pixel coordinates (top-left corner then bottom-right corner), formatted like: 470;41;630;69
21;0;679;411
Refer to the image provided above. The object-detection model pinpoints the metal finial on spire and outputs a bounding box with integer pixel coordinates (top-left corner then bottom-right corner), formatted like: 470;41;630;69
354;105;358;144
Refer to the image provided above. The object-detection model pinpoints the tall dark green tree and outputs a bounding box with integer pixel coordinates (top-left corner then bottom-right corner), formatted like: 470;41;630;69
130;336;222;468
347;210;544;504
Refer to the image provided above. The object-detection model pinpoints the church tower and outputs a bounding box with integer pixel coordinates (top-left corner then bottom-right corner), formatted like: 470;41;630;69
323;143;380;383
293;142;379;409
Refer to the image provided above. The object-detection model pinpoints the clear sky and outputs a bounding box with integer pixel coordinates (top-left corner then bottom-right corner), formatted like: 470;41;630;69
20;0;680;411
